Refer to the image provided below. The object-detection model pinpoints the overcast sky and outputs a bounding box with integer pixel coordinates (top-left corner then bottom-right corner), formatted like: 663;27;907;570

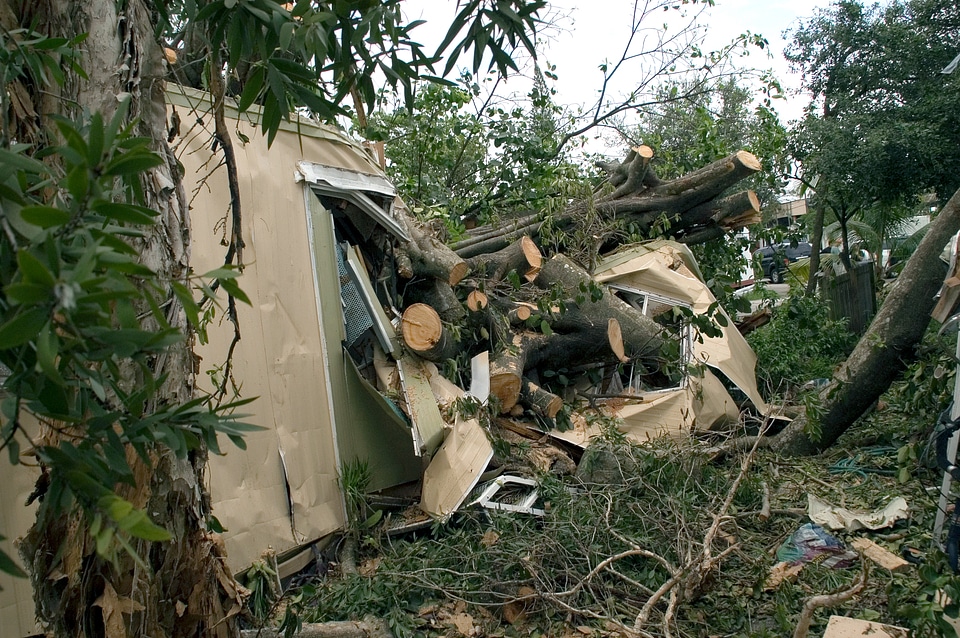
401;0;833;138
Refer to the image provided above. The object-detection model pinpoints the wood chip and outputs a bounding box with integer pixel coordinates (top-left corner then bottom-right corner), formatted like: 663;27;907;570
764;561;803;591
822;615;909;637
480;530;500;547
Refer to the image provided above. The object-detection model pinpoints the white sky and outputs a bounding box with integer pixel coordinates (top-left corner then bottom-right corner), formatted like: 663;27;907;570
401;0;832;147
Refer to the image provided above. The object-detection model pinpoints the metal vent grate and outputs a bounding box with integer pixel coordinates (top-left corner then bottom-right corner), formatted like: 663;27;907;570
335;242;373;347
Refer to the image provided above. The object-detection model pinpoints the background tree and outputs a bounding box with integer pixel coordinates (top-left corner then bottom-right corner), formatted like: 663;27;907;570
364;65;576;231
785;0;960;268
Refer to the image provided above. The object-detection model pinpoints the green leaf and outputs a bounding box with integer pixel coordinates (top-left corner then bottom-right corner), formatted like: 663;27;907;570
65;165;90;201
237;65;265;112
103;151;163;177
100;495;133;522
0;148;47;175
17;250;57;288
121;508;173;542
87;111;105;166
0;308;48;347
36;324;65;386
0;540;27;580
92;202;158;225
540;320;553;336
171;281;201;329
218;276;251;305
19;205;72;228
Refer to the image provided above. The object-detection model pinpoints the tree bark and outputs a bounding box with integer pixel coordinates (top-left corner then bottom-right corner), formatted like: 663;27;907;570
465;235;542;282
13;2;242;636
520;378;563;419
400;218;469;285
534;255;663;362
805;204;825;295
769;185;960;455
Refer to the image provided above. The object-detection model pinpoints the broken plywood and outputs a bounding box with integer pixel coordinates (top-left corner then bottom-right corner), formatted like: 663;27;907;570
822;615;908;638
849;538;911;573
398;356;447;456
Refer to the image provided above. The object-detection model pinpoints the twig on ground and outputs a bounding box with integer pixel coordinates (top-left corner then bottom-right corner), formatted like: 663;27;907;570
792;557;869;638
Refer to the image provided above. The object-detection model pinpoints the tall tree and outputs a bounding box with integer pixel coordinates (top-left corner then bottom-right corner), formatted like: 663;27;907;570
0;0;544;635
785;0;960;266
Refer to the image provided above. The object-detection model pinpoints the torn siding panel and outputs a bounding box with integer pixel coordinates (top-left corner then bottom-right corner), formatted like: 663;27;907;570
181;93;352;570
421;416;494;520
595;242;768;415
0;416;40;637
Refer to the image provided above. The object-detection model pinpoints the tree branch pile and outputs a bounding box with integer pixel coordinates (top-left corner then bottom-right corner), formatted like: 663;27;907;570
451;147;762;258
372;146;762;420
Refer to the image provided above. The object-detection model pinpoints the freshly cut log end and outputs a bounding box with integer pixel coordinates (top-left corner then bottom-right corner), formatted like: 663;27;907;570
633;144;654;160
608;318;628;363
465;235;543;282
490;344;524;413
520;378;563;419
448;261;469;286
467;290;489;312
736;150;762;172
507;304;533;324
400;303;455;362
520;236;543;282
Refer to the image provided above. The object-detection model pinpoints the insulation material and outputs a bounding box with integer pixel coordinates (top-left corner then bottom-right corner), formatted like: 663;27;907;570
552;371;738;450
595;242;768;415
420;415;493;520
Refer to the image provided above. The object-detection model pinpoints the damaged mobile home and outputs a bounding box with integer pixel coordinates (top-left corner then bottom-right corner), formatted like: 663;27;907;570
0;85;768;635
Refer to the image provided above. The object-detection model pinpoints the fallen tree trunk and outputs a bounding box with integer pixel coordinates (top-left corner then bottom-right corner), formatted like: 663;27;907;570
452;150;762;257
763;185;960;455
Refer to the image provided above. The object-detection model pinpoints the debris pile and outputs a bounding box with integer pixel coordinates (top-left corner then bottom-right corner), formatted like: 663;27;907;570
323;145;770;518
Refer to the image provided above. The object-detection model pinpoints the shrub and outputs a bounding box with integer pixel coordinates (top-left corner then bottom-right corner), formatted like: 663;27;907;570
747;292;858;399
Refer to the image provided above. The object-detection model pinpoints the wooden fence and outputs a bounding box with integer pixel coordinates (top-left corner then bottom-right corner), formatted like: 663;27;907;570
819;260;877;335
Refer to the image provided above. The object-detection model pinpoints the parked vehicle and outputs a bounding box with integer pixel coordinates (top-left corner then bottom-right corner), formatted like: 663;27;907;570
755;242;812;283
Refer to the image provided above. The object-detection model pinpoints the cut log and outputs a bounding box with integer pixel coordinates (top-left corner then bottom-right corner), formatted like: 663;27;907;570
400;303;457;362
400;220;469;285
403;278;466;323
683;190;760;227
490;337;526;412
465;236;542;282
534;254;663;361
466;290;489;312
507;304;532;325
520;377;563;419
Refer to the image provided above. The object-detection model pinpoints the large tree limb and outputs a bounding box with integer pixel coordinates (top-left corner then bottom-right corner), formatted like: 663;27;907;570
452;150;762;256
764;185;960;455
